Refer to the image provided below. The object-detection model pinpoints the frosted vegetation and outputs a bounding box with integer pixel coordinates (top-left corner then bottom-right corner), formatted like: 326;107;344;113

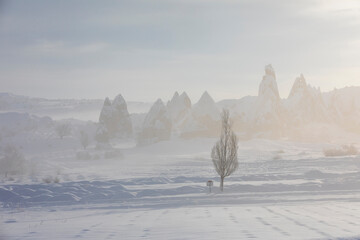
1;65;360;239
1;64;360;185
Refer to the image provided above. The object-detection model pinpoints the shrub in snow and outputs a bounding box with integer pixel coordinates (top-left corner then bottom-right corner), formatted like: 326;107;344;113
56;122;72;139
272;150;284;160
42;176;60;184
43;176;52;184
0;145;26;177
54;176;60;183
323;145;358;157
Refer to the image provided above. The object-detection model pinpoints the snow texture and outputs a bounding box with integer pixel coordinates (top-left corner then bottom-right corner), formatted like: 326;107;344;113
2;138;360;239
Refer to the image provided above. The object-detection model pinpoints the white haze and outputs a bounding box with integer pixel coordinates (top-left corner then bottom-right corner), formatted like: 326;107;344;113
2;1;360;240
1;0;360;101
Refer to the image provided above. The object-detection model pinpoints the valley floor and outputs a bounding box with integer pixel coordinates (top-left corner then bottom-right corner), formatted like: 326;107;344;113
1;138;360;239
2;198;360;239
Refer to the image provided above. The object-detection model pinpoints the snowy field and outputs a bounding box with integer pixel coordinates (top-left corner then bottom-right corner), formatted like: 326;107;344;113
4;0;360;238
3;202;360;240
1;138;360;239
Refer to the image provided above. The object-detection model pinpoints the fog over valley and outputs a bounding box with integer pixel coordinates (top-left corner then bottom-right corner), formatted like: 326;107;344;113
2;1;360;239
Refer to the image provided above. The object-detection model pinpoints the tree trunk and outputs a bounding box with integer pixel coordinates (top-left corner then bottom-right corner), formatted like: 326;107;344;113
220;176;224;192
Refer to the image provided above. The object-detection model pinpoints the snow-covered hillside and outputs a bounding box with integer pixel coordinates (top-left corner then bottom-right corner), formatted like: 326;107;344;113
0;92;152;121
0;112;53;136
4;64;360;144
284;74;328;125
213;66;360;140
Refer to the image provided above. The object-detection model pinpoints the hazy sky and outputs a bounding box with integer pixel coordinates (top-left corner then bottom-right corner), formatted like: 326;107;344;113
1;0;360;102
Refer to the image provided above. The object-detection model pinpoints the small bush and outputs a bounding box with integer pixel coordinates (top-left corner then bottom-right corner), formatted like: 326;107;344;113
54;176;60;183
56;122;72;139
324;144;358;157
43;176;60;184
42;176;53;184
272;150;284;160
7;176;15;181
0;145;26;177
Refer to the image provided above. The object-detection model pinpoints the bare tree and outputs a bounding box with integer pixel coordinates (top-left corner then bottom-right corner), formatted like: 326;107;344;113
79;130;90;149
211;109;238;192
56;122;71;139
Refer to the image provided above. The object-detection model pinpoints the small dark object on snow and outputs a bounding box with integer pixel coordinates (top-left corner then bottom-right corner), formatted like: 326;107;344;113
207;180;213;193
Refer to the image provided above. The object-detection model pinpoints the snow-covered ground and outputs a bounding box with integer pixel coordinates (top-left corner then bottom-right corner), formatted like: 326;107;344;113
1;202;360;240
2;88;360;239
3;202;360;240
1;138;360;239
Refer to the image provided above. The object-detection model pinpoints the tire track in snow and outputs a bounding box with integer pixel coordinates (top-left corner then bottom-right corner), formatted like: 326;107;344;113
264;206;332;238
